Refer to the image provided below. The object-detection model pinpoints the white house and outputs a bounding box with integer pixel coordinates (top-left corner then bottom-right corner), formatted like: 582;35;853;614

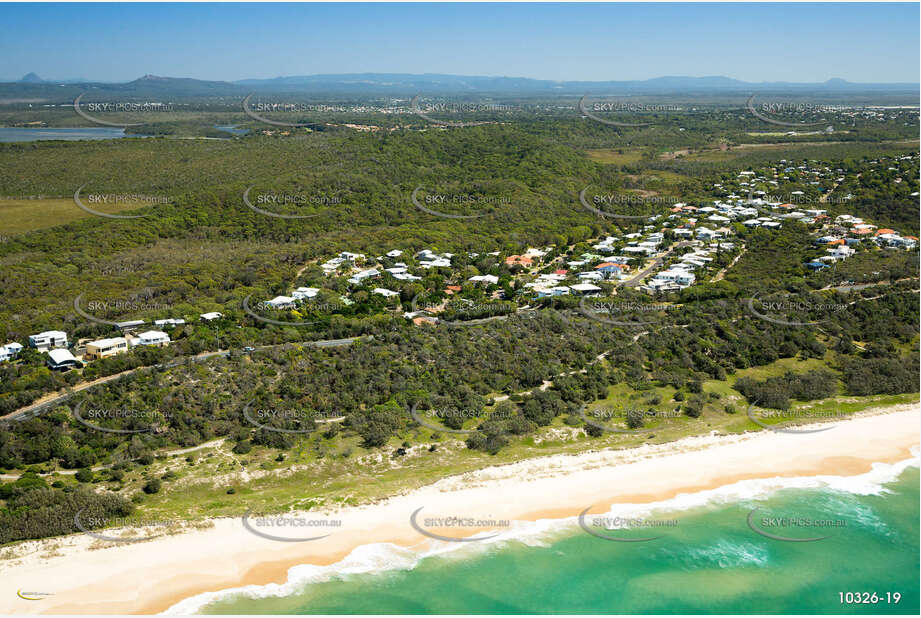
0;342;24;362
265;295;296;309
133;330;171;347
292;287;319;300
348;268;381;284
570;283;602;295
29;330;68;351
652;269;695;287
200;312;223;321
469;275;499;285
154;318;186;327
46;348;81;371
373;288;400;298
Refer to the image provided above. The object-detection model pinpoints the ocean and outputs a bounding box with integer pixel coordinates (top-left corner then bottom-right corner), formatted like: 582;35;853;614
168;457;919;615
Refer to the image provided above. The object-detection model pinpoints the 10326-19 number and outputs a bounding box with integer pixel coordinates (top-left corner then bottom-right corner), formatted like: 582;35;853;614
839;592;901;604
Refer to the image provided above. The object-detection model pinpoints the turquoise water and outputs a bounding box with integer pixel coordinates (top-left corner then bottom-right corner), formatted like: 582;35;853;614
192;465;919;615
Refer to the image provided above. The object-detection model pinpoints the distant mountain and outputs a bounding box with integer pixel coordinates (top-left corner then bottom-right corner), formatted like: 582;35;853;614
0;72;916;102
234;73;919;96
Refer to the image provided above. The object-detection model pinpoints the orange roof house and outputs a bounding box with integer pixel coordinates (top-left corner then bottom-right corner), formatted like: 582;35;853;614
505;255;533;267
827;239;845;246
875;228;896;236
444;285;462;295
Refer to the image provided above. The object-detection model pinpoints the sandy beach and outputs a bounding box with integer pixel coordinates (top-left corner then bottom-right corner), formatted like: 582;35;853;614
1;403;918;615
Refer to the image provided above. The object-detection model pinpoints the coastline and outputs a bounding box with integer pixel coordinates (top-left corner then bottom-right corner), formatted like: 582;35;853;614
1;402;918;615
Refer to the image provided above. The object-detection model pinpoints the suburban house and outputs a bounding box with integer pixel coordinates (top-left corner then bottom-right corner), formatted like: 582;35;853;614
116;320;145;332
534;286;571;298
200;312;223;321
570;283;602;295
595;262;623;279
46;348;82;371
132;330;171;347
505;255;534;267
154;318;186;327
84;337;129;361
469;274;499;285
372;288;399;298
292;287;319;300
649;269;696;289
348;268;381;284
28;330;68;351
0;342;24;362
265;295;296;309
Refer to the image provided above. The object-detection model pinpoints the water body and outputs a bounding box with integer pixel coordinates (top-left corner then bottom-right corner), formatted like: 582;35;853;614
173;460;919;615
0;127;136;142
214;125;249;135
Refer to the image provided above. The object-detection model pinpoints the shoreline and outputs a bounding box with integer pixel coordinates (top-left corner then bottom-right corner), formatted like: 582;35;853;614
1;402;918;615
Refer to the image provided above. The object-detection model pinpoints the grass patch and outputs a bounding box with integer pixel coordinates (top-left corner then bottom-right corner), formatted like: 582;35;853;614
0;197;147;235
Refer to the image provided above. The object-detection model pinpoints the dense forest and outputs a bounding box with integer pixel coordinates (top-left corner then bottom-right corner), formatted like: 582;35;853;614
0;105;917;544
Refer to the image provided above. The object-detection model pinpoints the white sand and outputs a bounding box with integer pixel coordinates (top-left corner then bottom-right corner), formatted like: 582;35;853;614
1;403;917;615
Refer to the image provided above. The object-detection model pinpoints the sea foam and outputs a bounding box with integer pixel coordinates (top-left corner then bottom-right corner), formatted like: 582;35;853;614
162;450;918;614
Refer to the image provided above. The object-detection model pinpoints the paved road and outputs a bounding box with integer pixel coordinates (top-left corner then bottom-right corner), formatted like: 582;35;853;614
619;241;695;289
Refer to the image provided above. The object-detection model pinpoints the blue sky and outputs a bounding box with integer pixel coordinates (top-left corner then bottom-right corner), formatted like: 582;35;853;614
1;2;917;83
